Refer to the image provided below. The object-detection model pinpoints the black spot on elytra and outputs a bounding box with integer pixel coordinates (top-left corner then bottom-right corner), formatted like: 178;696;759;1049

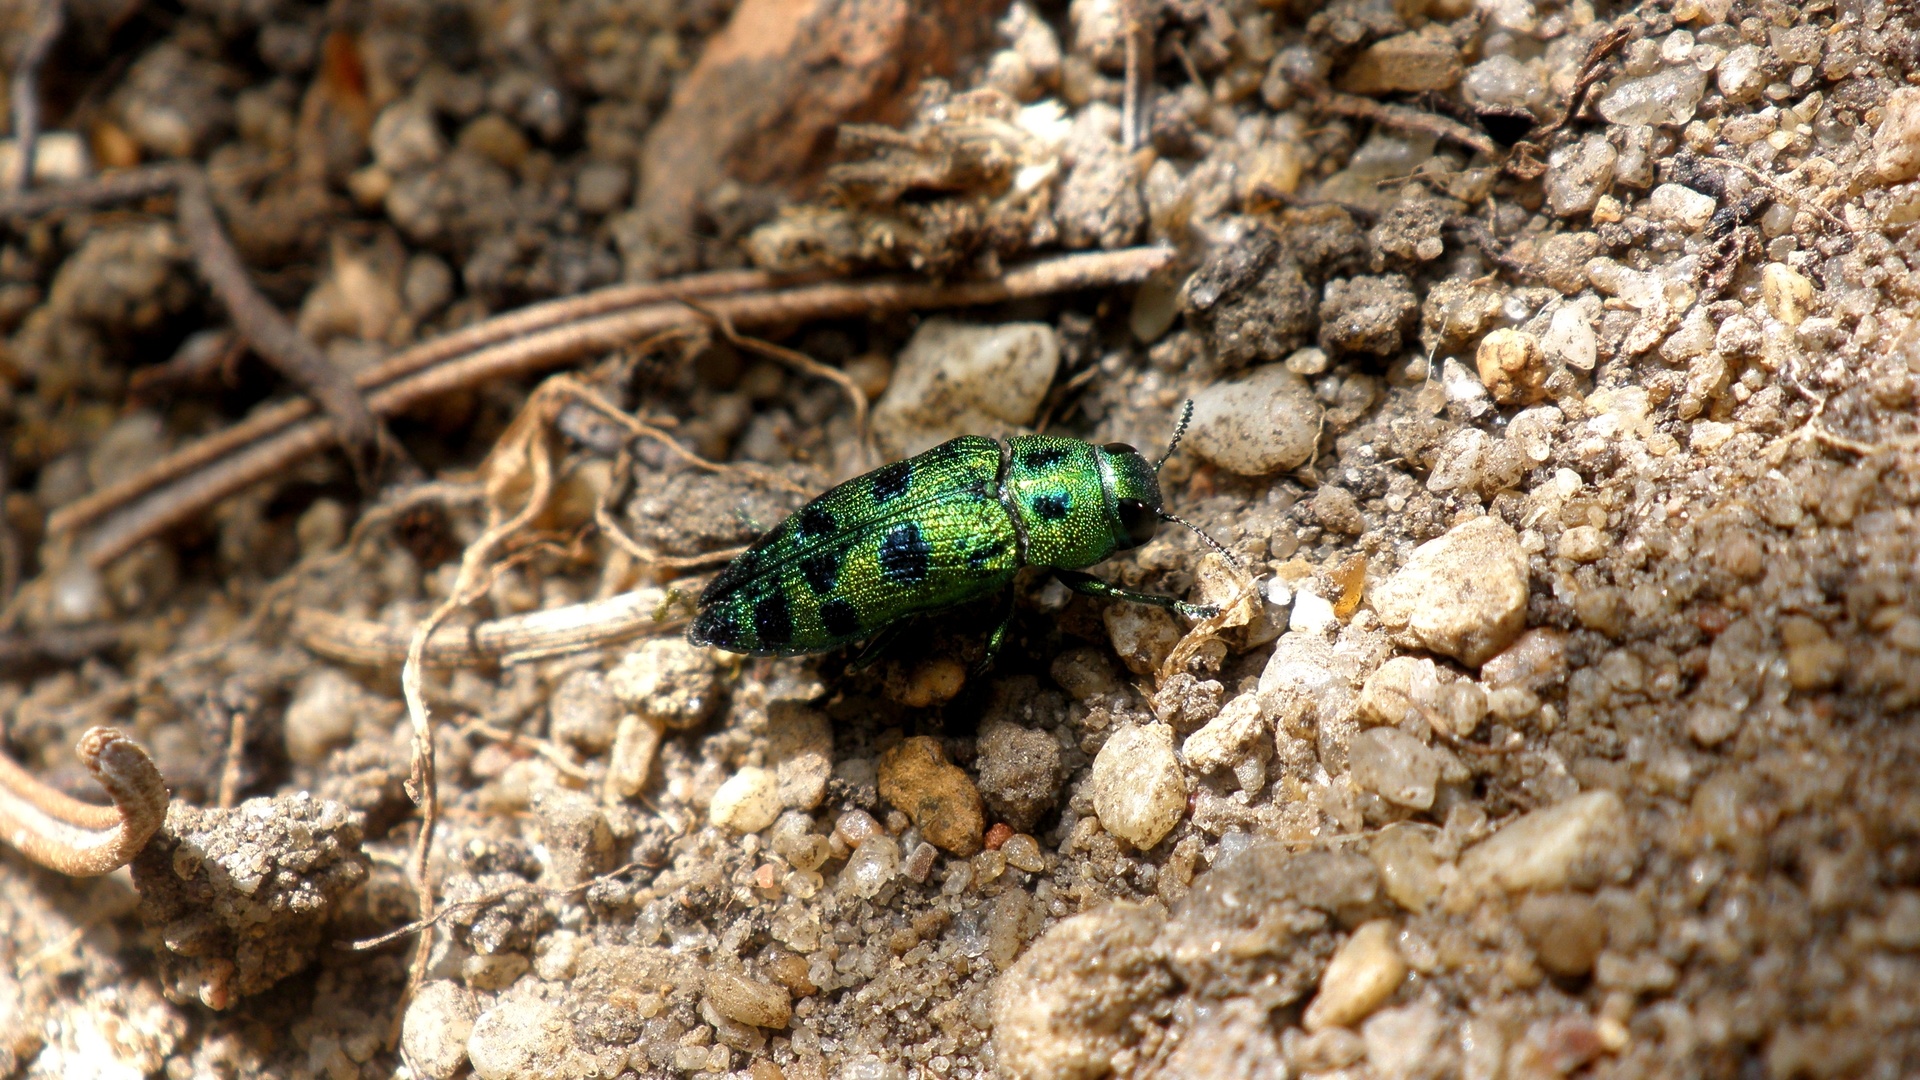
1021;445;1069;472
870;461;913;504
753;590;794;645
819;596;861;638
878;522;931;585
800;549;841;595
1032;490;1072;522
797;504;836;539
692;607;742;649
967;539;1001;570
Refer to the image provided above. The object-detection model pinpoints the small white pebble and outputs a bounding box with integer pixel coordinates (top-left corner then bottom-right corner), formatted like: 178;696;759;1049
710;767;782;833
1289;588;1338;633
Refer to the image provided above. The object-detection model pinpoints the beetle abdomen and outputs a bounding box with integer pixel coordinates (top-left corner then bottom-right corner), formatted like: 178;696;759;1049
690;436;1019;655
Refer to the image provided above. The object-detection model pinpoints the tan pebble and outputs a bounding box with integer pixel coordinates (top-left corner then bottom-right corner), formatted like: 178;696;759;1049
1780;615;1847;691
1762;262;1814;326
710;766;782;833
705;971;792;1029
1337;30;1463;94
1557;524;1607;562
1515;892;1608;976
1369;517;1530;667
1304;920;1407;1031
1475;328;1547;406
1872;86;1920;183
1089;724;1187;850
878;737;985;856
1454;790;1631;902
766;702;832;811
1367;823;1442;912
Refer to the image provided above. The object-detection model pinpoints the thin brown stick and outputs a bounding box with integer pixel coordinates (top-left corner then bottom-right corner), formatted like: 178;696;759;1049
174;171;388;481
0;727;169;876
0;162;183;218
6;0;64;193
1121;0;1154;152
47;269;785;539
1313;91;1499;157
66;247;1174;566
215;698;248;810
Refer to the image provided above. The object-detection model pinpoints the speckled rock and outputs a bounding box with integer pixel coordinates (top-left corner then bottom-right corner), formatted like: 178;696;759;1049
1873;86;1920;184
976;720;1064;833
1089;724;1187;849
546;668;620;754
1454;790;1633;903
705;971;792;1029
1347;728;1442;810
1187;364;1324;476
710;766;783;834
467;996;570;1080
878;737;985;856
607;638;722;729
990;903;1172;1080
401;981;478;1080
282;668;370;766
131;794;369;1010
1303;920;1406;1031
871;317;1060;457
767;702;832;811
1369;516;1530;667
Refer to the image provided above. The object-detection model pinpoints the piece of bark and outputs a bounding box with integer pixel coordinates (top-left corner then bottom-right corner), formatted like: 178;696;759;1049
630;0;1006;272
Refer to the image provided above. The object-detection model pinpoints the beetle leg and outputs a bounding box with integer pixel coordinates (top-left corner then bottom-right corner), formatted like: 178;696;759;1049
847;622;908;673
975;593;1017;676
1052;570;1219;620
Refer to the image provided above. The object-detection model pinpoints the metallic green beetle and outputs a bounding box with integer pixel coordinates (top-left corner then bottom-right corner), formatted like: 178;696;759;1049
687;405;1228;662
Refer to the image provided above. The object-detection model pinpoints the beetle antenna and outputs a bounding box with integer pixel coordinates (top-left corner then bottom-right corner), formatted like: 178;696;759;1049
1157;509;1239;567
1155;400;1195;474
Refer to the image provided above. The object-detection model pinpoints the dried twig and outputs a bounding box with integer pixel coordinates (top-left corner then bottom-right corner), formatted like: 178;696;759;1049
173;170;390;482
1121;0;1155;152
0;161;396;480
5;0;64;193
215;695;248;810
61;247;1174;567
291;587;680;667
1313;91;1499;157
0;727;169;876
1534;23;1636;138
675;298;871;462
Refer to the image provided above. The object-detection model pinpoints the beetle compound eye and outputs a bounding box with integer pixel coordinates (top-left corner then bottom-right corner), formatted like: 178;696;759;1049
1116;498;1159;548
1103;442;1138;456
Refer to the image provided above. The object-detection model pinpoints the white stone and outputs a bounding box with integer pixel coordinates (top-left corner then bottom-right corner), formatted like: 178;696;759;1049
1716;44;1767;103
710;766;782;833
1596;63;1708;126
991;903;1167;1080
1181;693;1268;773
1363;1002;1449;1080
1090;724;1187;849
370;98;446;174
1689;420;1735;452
403;982;477;1079
1348;728;1441;810
1544;134;1616;218
872;318;1059;457
1304;920;1407;1031
1369;517;1530;667
1556;525;1607;562
1289;588;1338;633
283;668;366;766
1647;182;1716;230
1877;87;1920;184
467;998;570;1080
607;638;721;728
1536;303;1597;368
1462;54;1545;113
1440;357;1492;416
767;703;833;810
1186;364;1325;475
0;131;91;187
1456;790;1631;898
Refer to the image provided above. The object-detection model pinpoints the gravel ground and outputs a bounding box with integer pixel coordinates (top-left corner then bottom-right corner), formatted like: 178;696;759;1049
1;0;1919;1078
